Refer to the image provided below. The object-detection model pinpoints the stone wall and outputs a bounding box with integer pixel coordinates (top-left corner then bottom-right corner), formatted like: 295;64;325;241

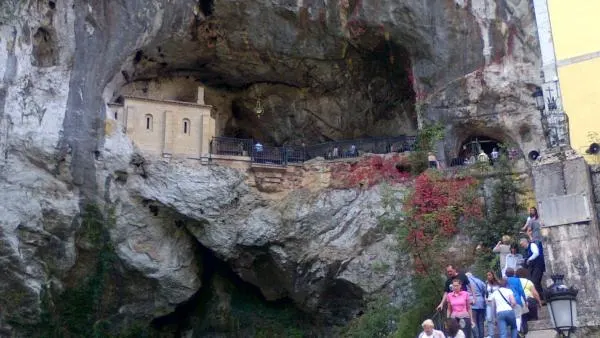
590;165;600;221
121;97;215;157
532;150;600;328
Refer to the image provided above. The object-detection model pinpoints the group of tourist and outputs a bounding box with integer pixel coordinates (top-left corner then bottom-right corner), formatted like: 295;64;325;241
419;207;547;338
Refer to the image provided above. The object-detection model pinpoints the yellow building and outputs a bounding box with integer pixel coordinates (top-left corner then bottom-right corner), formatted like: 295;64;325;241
108;87;216;158
546;0;600;161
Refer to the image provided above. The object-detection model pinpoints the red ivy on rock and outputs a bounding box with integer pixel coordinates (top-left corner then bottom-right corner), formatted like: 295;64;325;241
330;155;411;188
400;171;482;275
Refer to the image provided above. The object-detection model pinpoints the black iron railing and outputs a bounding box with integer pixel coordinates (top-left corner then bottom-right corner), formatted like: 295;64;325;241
283;146;307;164
210;137;254;157
305;136;416;160
252;145;286;166
210;136;416;167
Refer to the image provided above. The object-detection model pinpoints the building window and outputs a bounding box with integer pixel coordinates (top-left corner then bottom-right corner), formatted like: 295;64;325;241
183;119;190;134
145;114;153;130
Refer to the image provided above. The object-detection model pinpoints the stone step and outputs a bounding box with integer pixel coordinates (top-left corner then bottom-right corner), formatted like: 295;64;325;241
528;305;554;331
526;329;557;338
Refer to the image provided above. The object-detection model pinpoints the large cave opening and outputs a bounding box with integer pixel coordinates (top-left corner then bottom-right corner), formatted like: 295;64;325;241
151;244;324;336
112;22;418;148
103;13;421;332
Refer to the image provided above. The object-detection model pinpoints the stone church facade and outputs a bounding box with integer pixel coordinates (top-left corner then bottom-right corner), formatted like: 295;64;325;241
108;87;215;158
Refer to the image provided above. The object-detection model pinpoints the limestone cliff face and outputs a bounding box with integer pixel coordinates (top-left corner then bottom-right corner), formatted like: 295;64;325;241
102;150;412;323
0;0;543;334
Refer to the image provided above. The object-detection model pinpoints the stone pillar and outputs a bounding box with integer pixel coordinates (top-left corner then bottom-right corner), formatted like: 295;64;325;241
531;149;600;327
163;110;173;155
197;86;205;105
200;112;215;156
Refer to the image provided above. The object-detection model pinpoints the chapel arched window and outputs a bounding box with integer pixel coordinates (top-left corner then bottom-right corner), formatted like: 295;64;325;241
183;118;190;134
145;114;153;130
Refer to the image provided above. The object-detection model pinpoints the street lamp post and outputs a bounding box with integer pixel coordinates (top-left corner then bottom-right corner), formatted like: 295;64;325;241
544;274;579;337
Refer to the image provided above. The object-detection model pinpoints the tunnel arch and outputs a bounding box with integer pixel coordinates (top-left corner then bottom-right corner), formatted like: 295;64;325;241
451;135;503;166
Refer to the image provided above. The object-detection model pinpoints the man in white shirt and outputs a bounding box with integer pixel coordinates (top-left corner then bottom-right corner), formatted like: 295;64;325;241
520;238;546;301
491;148;499;162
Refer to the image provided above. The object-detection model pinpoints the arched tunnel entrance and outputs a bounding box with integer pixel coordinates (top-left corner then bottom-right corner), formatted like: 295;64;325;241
450;135;503;166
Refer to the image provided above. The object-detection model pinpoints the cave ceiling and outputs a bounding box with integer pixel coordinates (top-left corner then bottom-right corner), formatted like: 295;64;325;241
112;0;539;149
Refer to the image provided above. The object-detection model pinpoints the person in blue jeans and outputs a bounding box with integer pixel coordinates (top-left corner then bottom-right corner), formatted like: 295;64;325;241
485;271;500;338
505;268;526;332
488;279;518;338
466;272;487;338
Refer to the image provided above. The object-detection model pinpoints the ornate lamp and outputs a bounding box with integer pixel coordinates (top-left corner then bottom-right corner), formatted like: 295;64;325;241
532;87;545;112
255;97;264;119
545;274;578;337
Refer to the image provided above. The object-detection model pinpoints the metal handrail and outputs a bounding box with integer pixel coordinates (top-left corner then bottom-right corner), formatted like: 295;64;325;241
305;136;416;160
210;137;253;157
252;145;285;166
210;135;416;167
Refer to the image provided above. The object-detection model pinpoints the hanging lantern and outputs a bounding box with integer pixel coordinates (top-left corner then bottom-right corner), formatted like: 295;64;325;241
532;87;545;111
255;97;264;119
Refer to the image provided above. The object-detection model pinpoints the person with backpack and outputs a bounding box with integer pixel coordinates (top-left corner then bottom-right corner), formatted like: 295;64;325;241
466;272;487;338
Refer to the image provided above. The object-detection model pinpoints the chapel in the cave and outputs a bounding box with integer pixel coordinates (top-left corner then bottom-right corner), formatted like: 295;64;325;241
108;86;216;158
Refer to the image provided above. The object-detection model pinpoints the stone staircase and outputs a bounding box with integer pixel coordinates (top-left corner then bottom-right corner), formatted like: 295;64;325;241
525;305;557;338
484;306;557;338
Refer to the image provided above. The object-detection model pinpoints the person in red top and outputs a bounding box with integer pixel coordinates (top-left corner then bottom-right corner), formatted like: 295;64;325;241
447;279;474;338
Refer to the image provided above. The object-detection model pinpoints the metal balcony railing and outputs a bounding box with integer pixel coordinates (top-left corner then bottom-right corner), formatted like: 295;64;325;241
252;145;285;166
305;136;416;160
210;135;416;167
210;137;253;157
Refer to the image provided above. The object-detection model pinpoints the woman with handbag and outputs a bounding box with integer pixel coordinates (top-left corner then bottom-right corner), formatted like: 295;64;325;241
488;279;518;338
516;268;542;335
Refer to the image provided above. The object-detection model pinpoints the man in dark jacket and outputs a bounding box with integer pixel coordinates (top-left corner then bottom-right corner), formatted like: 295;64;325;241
520;237;545;300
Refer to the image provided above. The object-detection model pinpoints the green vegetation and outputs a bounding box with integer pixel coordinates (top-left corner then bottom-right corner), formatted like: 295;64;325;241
340;279;443;338
465;154;528;276
371;261;390;274
229;294;310;337
343;148;530;337
407;123;445;175
390;277;443;338
463;155;525;247
190;272;315;337
35;204;157;338
340;297;402;338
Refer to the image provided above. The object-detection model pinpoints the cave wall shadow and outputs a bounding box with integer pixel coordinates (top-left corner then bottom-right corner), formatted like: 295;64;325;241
151;243;328;337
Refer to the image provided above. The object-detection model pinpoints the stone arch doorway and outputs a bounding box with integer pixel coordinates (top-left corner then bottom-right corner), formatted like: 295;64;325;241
450;135;503;166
